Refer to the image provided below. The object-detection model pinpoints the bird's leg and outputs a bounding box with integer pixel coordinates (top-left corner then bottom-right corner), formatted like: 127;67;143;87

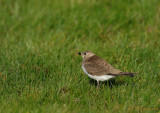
97;80;100;87
96;80;100;90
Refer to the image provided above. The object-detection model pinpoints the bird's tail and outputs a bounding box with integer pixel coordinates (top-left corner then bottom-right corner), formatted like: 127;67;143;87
117;72;137;77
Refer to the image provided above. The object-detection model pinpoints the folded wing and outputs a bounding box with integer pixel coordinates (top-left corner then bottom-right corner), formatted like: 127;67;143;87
84;55;121;76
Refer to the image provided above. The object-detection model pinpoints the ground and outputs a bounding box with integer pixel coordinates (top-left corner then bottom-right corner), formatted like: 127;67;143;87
0;0;160;113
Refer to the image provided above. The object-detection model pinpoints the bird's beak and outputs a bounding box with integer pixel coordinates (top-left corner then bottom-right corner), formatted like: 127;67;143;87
78;52;81;55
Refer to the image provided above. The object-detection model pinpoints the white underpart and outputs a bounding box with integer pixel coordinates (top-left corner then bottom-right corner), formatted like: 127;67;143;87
82;65;115;81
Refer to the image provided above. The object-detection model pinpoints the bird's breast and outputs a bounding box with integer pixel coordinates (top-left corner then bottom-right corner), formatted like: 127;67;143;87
82;65;88;75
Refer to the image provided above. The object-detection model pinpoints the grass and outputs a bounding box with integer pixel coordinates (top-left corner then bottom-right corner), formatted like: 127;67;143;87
0;0;160;113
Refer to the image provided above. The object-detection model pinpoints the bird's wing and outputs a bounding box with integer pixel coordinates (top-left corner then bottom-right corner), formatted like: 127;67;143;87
84;55;121;76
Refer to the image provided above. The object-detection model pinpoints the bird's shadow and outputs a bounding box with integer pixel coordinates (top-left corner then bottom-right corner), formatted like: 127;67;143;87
89;79;125;88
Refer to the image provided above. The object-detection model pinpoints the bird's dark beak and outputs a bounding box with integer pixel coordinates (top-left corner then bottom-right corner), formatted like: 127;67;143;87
78;52;81;55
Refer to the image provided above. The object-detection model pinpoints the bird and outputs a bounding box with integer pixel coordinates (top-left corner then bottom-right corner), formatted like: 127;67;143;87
78;51;136;86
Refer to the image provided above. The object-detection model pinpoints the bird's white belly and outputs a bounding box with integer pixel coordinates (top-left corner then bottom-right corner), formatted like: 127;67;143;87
87;74;114;81
82;65;114;81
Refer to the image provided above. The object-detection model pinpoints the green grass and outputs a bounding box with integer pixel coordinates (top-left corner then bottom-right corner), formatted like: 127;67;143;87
0;0;160;113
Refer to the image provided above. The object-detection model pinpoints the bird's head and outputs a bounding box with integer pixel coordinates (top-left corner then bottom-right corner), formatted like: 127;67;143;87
78;51;95;60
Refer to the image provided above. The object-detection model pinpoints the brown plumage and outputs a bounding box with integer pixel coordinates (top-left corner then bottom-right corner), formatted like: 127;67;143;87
83;55;135;77
78;51;136;86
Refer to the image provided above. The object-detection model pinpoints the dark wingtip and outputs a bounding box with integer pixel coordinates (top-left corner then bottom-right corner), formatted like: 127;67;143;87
107;72;138;77
130;74;135;77
130;72;138;77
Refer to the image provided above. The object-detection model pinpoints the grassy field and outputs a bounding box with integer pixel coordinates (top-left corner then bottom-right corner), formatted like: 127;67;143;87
0;0;160;113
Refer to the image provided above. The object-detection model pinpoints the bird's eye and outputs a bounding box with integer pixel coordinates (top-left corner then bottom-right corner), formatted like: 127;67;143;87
84;53;86;55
